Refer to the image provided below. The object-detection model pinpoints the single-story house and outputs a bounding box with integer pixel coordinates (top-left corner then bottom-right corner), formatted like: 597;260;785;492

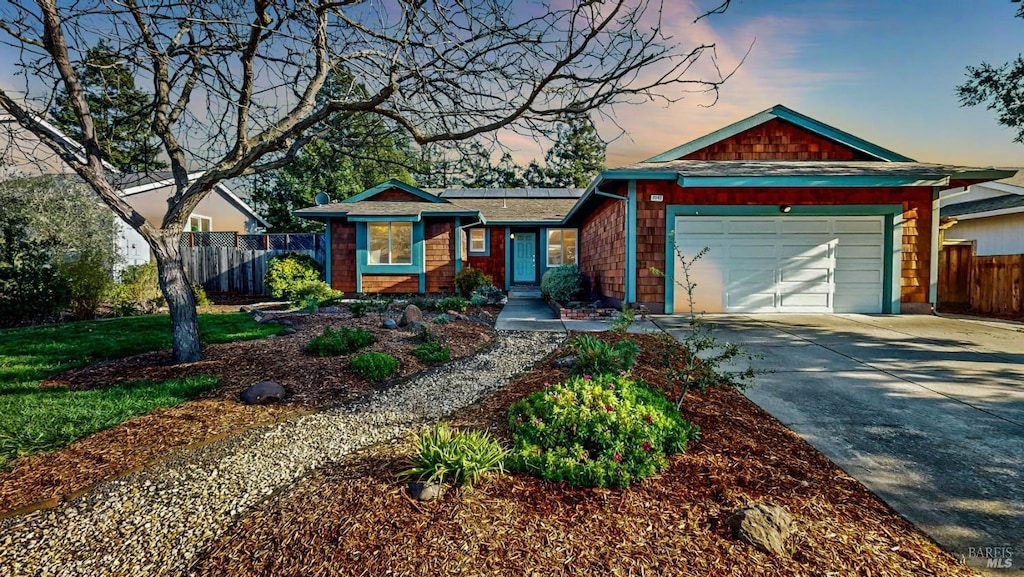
1;114;269;269
939;171;1024;256
297;105;1014;314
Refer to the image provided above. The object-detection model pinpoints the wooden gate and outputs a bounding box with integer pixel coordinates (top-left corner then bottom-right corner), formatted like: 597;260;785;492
938;244;973;311
181;248;325;296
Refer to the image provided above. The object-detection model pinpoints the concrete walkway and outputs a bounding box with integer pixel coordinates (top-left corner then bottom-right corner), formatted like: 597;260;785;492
495;297;662;333
656;313;1024;575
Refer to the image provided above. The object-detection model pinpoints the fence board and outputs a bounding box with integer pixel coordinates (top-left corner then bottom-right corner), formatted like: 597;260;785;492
181;246;323;296
938;244;973;309
971;254;1023;316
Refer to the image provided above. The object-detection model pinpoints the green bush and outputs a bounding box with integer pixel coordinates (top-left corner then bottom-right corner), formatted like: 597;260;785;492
412;339;451;364
348;297;390;318
290;279;343;307
469;293;488;307
401;423;507;487
433;313;450;324
404;295;437;311
306;326;375;357
265;253;322;300
471;284;505;305
110;262;164;316
435;296;468;313
59;251;112;320
569;334;639;376
541;264;585;303
0;213;71;326
350;352;399;381
507;373;699;488
192;283;212;306
454;267;492;297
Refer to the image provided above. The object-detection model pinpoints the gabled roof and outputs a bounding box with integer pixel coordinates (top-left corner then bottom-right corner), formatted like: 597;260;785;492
344;179;448;203
643;104;915;163
113;170;270;229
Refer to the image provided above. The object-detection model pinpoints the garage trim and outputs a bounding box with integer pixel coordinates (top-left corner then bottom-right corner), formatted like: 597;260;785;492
663;204;904;314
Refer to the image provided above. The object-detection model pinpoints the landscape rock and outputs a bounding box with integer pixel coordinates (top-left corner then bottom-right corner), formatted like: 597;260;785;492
239;381;287;405
408;482;444;502
282;327;297;335
398;304;423;327
239;305;253;313
553;354;577;369
321;306;341;314
277;319;294;327
726;502;794;556
479;310;493;321
383;319;398;330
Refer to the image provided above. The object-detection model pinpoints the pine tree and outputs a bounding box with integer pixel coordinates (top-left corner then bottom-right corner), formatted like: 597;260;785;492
52;42;166;173
544;115;606;188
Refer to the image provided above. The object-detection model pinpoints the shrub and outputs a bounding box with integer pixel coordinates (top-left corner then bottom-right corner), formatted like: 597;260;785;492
348;299;376;318
469;293;488;307
569;334;639;376
435;296;468;313
58;251;112;320
110;262;164;316
306;326;375;357
541;264;585;303
412;339;451;364
433;313;450;324
507;373;699;488
350;352;398;381
290;279;343;307
471;284;505;305
404;295;437;311
401;423;507;487
192;283;212;306
265;253;322;300
454;267;492;297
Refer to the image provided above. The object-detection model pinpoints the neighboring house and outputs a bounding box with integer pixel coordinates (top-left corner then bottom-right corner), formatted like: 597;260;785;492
1;113;269;269
299;104;1013;315
939;171;1024;256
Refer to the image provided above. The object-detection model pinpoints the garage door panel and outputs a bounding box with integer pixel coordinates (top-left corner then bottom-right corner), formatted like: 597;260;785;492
675;215;885;314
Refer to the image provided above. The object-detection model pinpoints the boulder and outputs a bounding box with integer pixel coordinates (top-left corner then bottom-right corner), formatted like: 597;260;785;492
240;381;286;405
398;304;423;327
726;503;794;556
553;354;577;369
408;482;444;502
382;318;399;330
282;327;298;335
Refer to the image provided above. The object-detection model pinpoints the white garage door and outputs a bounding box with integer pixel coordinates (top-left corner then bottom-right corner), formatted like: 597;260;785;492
673;216;885;313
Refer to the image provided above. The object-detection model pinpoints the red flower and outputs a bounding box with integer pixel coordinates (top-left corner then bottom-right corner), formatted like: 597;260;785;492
605;404;614;412
642;441;652;452
613;453;622;462
644;414;653;424
583;374;592;381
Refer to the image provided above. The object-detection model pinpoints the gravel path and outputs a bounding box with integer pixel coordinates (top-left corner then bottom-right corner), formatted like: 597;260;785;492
0;330;562;577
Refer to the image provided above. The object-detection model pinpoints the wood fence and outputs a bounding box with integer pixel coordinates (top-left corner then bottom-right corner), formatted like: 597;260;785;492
182;246;326;296
938;244;1023;316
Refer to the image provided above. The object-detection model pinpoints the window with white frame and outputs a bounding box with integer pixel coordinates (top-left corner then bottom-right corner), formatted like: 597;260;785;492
189;214;212;232
546;229;578;267
468;228;487;253
368;221;413;264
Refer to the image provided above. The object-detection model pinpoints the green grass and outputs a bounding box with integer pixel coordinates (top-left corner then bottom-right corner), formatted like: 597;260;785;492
0;313;281;468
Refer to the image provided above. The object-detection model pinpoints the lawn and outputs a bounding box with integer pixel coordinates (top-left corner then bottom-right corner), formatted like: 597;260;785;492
0;313;282;467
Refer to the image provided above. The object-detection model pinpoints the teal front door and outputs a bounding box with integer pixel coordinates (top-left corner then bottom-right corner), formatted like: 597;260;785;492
513;233;536;283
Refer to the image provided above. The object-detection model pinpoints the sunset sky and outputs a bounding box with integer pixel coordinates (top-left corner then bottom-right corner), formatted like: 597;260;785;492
585;0;1024;168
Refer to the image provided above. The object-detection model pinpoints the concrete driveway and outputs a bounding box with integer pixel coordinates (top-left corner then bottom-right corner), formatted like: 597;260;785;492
655;314;1024;574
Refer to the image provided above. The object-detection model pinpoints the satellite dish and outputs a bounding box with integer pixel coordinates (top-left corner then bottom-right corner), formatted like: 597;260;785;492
314;192;331;205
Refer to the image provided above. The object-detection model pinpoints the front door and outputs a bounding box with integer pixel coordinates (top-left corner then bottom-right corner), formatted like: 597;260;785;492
513;233;536;283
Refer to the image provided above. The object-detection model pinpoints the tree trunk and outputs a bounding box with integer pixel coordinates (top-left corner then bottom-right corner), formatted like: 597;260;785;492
153;236;203;364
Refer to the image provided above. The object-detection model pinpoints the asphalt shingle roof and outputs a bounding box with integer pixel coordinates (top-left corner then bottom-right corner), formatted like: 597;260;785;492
941;195;1024;218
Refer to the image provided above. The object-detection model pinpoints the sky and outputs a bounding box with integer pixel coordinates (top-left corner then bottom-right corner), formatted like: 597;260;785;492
0;1;1021;173
576;0;1024;168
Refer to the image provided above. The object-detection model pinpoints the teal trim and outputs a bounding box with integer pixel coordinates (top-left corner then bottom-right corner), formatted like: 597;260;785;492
344;179;446;203
597;170;680;180
677;175;949;188
626;180;637;303
662;204;904;314
504;226;511;289
454;217;462;273
596;190;628;200
467;226;490;256
356;221;425;276
419;273;426;293
644;104;914;163
324;218;332;289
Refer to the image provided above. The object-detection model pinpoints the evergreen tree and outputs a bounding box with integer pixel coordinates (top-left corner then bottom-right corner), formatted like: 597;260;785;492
52;42;165;173
544;114;606;188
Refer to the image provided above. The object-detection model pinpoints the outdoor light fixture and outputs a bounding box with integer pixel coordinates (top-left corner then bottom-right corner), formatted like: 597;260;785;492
510;233;516;239
779;205;792;213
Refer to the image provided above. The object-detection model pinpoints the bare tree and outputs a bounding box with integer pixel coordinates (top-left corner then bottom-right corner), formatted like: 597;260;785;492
0;0;734;363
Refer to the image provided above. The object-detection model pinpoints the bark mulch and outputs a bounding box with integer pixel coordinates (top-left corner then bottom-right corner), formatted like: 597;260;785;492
193;333;976;577
0;309;496;517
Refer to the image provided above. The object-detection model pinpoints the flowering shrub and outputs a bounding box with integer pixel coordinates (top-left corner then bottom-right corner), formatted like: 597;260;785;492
506;373;699;488
569;334;639;376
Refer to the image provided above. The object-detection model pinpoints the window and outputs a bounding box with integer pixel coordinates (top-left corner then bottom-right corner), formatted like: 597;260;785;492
368;221;413;264
546;229;578;267
189;215;212;232
468;228;487;253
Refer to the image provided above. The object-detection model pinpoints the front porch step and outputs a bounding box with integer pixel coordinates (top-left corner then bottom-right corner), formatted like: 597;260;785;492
508;286;542;299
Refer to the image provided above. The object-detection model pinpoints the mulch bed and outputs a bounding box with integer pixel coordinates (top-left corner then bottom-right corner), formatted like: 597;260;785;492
192;333;975;577
0;308;497;517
